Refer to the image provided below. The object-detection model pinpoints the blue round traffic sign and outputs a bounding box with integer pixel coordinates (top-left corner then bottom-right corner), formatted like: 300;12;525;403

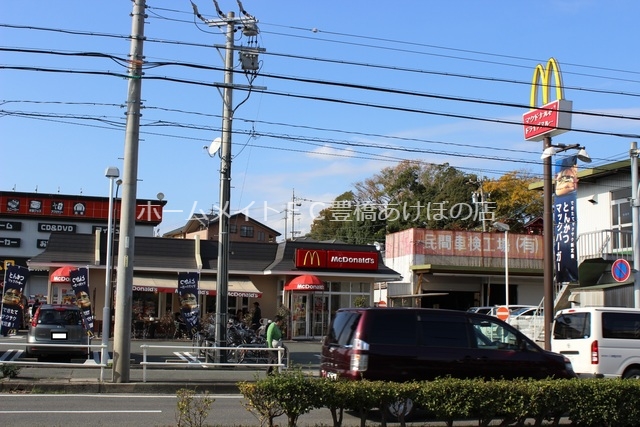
611;259;632;283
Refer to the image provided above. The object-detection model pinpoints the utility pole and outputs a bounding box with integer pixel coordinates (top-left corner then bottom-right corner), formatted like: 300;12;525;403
194;1;263;360
290;189;312;240
113;0;145;383
290;189;301;240
469;178;489;232
630;141;640;308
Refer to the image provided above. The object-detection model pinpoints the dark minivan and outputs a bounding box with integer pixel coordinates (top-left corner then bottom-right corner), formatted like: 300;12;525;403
321;307;576;382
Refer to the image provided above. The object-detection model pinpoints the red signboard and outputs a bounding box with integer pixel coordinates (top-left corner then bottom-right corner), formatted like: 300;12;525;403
522;99;572;141
0;193;163;224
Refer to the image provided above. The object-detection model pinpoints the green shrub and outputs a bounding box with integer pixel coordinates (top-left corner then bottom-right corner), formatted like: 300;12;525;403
0;364;21;378
315;378;348;427
238;380;284;427
235;375;640;427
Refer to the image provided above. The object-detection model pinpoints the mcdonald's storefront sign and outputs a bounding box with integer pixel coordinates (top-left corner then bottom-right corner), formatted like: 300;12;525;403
295;249;327;268
327;250;378;270
522;57;572;142
295;249;379;271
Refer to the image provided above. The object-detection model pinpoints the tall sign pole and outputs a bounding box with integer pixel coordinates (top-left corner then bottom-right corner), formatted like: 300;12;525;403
113;0;145;383
522;58;573;350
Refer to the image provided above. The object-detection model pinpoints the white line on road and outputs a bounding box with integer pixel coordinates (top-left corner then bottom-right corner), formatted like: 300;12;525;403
0;410;162;414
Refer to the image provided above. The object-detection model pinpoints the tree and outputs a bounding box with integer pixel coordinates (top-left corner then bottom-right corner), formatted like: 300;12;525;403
307;162;541;240
482;170;542;233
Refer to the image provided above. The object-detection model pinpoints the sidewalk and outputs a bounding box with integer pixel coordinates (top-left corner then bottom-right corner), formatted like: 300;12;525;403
0;339;321;394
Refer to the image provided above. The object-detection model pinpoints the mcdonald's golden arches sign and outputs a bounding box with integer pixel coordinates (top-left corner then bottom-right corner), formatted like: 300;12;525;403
522;57;572;141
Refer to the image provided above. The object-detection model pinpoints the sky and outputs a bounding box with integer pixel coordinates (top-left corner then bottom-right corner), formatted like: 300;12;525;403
2;1;639;239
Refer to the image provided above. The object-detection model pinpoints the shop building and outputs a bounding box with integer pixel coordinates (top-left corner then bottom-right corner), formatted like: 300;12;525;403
0;190;164;305
28;231;400;339
383;228;545;310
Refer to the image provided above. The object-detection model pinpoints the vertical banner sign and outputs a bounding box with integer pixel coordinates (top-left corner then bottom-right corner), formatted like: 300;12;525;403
554;155;579;283
70;267;94;336
1;265;29;335
177;272;200;337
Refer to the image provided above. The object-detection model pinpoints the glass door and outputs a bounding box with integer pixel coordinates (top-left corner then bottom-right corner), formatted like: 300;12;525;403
291;293;308;339
311;294;328;338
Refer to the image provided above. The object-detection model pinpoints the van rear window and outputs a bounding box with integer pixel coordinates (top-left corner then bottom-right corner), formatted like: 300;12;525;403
553;312;591;339
326;312;360;346
602;312;640;339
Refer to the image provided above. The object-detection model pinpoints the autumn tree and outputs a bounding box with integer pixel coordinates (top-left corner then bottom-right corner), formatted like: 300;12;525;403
482;170;543;233
307;162;541;241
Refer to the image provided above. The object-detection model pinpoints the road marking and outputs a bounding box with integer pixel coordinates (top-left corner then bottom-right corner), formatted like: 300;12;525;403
0;349;23;361
173;351;200;363
0;410;162;414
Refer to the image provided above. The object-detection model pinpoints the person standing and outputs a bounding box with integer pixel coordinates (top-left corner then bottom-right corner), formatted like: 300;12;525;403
266;315;284;375
31;298;41;318
251;301;262;331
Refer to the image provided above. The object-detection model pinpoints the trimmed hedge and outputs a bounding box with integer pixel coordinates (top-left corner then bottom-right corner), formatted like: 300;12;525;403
238;370;640;427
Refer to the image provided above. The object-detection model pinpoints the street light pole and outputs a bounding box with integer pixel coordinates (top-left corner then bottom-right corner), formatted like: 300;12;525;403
101;167;119;373
541;137;591;350
543;136;554;350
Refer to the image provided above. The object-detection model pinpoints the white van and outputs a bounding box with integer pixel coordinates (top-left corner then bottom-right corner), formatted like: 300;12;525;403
551;307;640;379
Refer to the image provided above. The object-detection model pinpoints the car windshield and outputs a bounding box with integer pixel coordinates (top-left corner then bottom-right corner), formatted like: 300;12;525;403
511;307;540;317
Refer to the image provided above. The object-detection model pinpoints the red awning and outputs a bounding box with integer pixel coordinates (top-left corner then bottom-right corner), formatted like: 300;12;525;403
284;274;325;291
50;266;77;283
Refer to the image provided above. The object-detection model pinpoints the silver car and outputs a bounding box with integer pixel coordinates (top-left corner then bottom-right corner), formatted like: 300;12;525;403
26;304;90;360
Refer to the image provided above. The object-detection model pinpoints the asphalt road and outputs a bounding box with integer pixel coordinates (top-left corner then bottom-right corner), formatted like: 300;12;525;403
0;393;572;427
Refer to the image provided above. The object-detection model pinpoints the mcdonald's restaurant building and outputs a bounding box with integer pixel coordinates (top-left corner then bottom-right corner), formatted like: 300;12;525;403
28;233;401;340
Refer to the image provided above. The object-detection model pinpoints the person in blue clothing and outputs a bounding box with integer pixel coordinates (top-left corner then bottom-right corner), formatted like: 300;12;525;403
266;315;284;375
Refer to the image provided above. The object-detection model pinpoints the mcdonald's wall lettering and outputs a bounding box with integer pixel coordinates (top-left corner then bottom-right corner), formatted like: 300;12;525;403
522;58;573;142
295;249;378;271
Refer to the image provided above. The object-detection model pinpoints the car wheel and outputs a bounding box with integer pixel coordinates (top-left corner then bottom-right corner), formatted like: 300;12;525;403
383;397;416;422
623;368;640;379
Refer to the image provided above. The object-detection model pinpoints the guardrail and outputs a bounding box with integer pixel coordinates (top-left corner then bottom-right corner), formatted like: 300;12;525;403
0;341;110;380
139;343;287;383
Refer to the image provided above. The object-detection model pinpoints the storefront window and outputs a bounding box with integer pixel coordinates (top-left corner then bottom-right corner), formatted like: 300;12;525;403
133;292;158;317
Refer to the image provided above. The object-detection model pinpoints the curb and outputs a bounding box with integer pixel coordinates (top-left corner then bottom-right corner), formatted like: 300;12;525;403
0;380;241;394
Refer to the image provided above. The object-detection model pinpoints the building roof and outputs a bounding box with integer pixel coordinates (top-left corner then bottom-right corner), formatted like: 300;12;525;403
163;212;281;238
264;240;401;279
28;233;400;280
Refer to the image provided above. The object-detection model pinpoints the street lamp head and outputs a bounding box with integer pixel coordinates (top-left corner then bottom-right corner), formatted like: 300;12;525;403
492;221;510;232
576;148;592;163
540;144;591;163
105;166;120;179
540;147;556;160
